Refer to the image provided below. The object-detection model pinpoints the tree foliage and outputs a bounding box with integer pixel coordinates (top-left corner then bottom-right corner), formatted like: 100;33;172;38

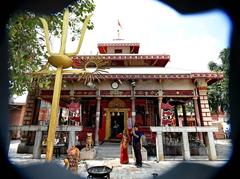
208;48;229;113
7;0;95;96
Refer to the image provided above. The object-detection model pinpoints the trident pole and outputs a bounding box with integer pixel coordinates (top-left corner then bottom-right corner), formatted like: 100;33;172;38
39;9;92;161
46;67;62;161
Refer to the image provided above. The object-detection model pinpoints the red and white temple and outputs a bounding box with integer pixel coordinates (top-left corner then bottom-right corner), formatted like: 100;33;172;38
18;35;223;160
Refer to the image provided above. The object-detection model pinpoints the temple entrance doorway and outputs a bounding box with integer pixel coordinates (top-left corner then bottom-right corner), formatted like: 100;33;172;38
110;112;124;139
105;98;130;141
104;108;129;141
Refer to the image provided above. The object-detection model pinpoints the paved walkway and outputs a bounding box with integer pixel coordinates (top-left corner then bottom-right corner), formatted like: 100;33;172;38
8;139;232;179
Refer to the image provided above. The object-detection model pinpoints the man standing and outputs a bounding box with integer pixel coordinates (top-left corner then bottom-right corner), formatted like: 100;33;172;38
132;125;143;168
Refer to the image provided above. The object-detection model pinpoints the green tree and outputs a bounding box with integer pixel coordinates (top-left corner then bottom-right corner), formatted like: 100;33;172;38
208;48;229;113
7;0;95;96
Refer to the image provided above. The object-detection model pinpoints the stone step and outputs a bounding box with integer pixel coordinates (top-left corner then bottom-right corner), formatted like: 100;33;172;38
96;153;133;159
95;142;133;159
96;150;133;156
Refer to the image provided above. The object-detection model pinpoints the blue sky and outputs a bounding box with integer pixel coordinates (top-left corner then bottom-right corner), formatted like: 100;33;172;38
77;0;231;72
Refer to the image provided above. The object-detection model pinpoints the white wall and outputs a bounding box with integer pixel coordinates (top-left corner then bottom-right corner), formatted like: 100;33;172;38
162;79;194;90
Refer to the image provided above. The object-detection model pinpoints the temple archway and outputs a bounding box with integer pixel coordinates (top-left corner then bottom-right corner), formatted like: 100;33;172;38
104;98;129;140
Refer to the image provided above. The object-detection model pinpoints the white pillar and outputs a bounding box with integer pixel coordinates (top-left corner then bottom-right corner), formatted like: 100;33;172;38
33;130;42;159
156;132;164;161
158;96;163;126
68;130;75;150
206;132;217;160
95;96;101;146
131;97;136;127
79;98;82;125
182;131;191;160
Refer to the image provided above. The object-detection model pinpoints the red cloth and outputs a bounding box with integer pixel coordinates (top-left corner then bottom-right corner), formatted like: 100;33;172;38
120;135;129;164
116;133;123;139
161;102;174;109
72;116;80;122
67;102;80;113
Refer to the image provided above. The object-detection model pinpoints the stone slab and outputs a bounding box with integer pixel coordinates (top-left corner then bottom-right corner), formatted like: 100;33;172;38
80;147;96;160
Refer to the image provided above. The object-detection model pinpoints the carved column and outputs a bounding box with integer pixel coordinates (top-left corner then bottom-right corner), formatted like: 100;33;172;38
131;97;136;127
182;104;187;126
193;96;203;141
79;98;82;125
158;96;163;126
95;96;101;146
174;106;179;126
193;96;201;126
131;81;136;127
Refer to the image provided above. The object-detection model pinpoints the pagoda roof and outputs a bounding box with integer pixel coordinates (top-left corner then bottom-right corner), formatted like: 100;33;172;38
72;54;170;68
98;42;140;54
62;72;223;85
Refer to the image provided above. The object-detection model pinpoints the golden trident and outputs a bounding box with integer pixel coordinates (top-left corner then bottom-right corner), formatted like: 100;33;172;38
39;8;92;161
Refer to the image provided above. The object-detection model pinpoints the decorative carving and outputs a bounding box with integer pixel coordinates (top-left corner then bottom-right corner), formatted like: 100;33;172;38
161;102;174;126
108;97;126;108
163;90;193;96
71;54;170;67
62;73;223;82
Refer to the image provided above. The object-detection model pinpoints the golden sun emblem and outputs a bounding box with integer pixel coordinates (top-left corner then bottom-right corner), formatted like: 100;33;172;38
73;55;109;84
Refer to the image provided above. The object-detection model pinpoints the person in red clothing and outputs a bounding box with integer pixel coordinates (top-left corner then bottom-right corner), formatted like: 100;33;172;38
120;129;129;164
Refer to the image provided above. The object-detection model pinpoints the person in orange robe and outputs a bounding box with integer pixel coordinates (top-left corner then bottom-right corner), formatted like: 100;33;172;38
120;129;129;164
65;145;80;174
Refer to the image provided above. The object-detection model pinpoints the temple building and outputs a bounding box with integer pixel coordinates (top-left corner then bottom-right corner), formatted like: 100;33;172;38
9;100;26;139
17;34;223;159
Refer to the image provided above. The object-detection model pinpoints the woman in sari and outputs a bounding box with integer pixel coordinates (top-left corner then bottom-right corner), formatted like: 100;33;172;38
120;129;129;164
